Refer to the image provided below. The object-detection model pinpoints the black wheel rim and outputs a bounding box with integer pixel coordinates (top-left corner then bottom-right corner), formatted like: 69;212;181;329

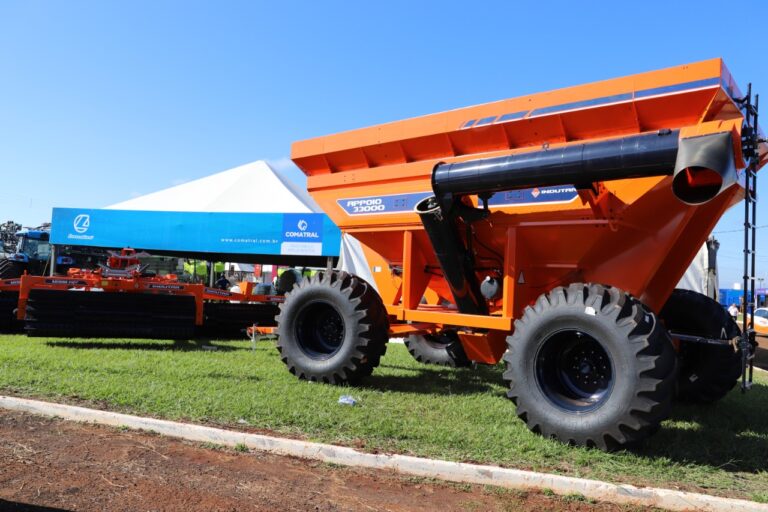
535;329;613;412
295;301;345;359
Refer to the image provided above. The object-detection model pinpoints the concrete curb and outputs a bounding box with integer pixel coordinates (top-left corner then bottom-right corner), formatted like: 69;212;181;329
1;395;764;512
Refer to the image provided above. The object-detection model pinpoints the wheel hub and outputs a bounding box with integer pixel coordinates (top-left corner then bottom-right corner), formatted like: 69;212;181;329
294;301;346;359
535;329;614;412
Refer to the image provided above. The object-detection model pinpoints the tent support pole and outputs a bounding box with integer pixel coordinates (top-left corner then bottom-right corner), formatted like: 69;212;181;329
326;256;333;273
49;245;56;276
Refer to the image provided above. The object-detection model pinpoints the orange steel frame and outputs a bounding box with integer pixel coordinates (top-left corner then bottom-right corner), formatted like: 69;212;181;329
293;59;764;364
0;274;283;327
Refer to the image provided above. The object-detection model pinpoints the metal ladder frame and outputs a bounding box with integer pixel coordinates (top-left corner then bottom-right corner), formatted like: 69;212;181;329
737;84;760;392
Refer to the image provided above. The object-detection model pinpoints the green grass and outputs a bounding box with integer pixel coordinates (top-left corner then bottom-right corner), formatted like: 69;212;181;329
0;334;766;500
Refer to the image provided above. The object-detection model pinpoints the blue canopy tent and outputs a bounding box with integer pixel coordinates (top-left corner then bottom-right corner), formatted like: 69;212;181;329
49;161;341;266
50;208;340;266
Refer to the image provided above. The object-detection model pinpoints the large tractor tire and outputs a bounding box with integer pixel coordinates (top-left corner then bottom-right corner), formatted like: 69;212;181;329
503;283;676;450
275;271;389;384
275;268;303;295
0;260;24;279
404;331;470;367
659;288;742;403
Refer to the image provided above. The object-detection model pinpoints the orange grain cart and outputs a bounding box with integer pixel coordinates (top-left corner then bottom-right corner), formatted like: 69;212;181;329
279;59;766;449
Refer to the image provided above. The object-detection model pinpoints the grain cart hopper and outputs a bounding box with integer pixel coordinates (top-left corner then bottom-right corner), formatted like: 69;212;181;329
279;59;767;449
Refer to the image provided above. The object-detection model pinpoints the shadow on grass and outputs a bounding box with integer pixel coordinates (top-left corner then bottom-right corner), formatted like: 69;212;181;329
635;382;768;473
44;339;245;352
374;360;767;473
363;362;505;395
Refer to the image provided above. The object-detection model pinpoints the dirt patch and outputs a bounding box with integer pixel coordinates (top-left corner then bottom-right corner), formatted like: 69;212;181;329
0;410;649;512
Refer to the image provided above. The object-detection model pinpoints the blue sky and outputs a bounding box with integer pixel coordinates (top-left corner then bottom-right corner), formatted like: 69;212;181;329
1;1;766;286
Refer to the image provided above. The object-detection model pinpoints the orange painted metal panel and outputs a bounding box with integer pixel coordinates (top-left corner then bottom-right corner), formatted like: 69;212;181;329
458;331;508;364
402;308;512;331
388;322;434;337
294;59;729;174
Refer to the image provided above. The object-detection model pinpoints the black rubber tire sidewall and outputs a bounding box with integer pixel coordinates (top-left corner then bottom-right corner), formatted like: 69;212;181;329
0;261;24;279
276;272;388;384
509;305;649;437
659;288;742;403
504;284;676;449
404;332;470;367
278;286;364;377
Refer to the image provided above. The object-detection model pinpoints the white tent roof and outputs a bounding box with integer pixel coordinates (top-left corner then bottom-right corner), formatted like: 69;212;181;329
107;160;321;213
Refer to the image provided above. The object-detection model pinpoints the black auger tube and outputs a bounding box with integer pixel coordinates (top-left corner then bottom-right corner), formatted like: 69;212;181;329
432;130;680;209
418;130;681;316
417;196;488;315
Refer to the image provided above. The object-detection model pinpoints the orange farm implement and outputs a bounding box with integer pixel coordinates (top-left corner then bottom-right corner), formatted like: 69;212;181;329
0;251;282;339
277;59;767;449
